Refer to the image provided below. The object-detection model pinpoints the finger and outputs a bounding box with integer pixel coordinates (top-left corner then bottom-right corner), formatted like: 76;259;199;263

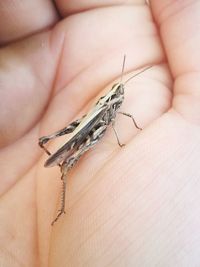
52;4;163;93
55;0;146;17
0;27;65;196
0;0;59;45
150;0;200;123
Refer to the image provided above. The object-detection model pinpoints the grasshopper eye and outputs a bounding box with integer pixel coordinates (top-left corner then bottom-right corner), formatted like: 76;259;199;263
97;96;105;105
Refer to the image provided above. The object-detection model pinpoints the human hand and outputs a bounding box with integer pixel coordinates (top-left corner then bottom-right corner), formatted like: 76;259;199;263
0;1;200;266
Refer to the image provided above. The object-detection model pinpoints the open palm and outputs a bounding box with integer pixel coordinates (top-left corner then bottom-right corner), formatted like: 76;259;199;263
1;1;200;266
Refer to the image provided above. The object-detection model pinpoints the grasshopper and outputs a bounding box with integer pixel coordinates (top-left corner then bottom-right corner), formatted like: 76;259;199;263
39;56;152;225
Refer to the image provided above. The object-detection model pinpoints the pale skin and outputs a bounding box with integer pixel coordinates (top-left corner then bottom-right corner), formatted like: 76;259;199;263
0;0;200;266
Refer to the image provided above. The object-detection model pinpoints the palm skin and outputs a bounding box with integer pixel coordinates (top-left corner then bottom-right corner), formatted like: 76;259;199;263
1;1;200;266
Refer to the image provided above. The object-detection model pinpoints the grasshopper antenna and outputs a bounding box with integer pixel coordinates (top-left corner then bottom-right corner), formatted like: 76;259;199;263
120;54;126;84
124;65;153;85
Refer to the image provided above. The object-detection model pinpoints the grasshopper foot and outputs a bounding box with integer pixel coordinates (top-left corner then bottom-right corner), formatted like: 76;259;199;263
51;209;66;226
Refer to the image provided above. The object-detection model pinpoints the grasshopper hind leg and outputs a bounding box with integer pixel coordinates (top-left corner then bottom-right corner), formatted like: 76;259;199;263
39;117;83;156
51;173;67;226
51;124;107;225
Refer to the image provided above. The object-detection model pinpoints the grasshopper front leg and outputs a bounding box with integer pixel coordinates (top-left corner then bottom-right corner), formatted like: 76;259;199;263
118;111;142;130
110;112;142;147
111;120;125;147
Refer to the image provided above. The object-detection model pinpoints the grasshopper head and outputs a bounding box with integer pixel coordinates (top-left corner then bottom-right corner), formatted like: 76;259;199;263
97;82;124;107
111;82;124;96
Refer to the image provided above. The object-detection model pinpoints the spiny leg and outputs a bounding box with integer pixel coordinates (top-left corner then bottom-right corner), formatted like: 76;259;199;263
111;121;125;147
51;145;90;225
51;173;67;226
118;111;142;130
51;124;107;225
53;150;89;224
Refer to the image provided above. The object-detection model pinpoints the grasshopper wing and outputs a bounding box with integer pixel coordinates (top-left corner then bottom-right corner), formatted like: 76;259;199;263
44;105;107;167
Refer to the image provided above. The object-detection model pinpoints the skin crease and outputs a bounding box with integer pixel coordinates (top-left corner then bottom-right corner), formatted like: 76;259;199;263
0;0;200;266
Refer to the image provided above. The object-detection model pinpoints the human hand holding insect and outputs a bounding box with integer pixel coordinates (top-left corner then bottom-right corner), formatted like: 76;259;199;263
39;56;152;225
1;1;200;267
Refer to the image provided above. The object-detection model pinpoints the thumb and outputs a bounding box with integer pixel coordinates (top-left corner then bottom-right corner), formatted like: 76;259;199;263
151;0;200;124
